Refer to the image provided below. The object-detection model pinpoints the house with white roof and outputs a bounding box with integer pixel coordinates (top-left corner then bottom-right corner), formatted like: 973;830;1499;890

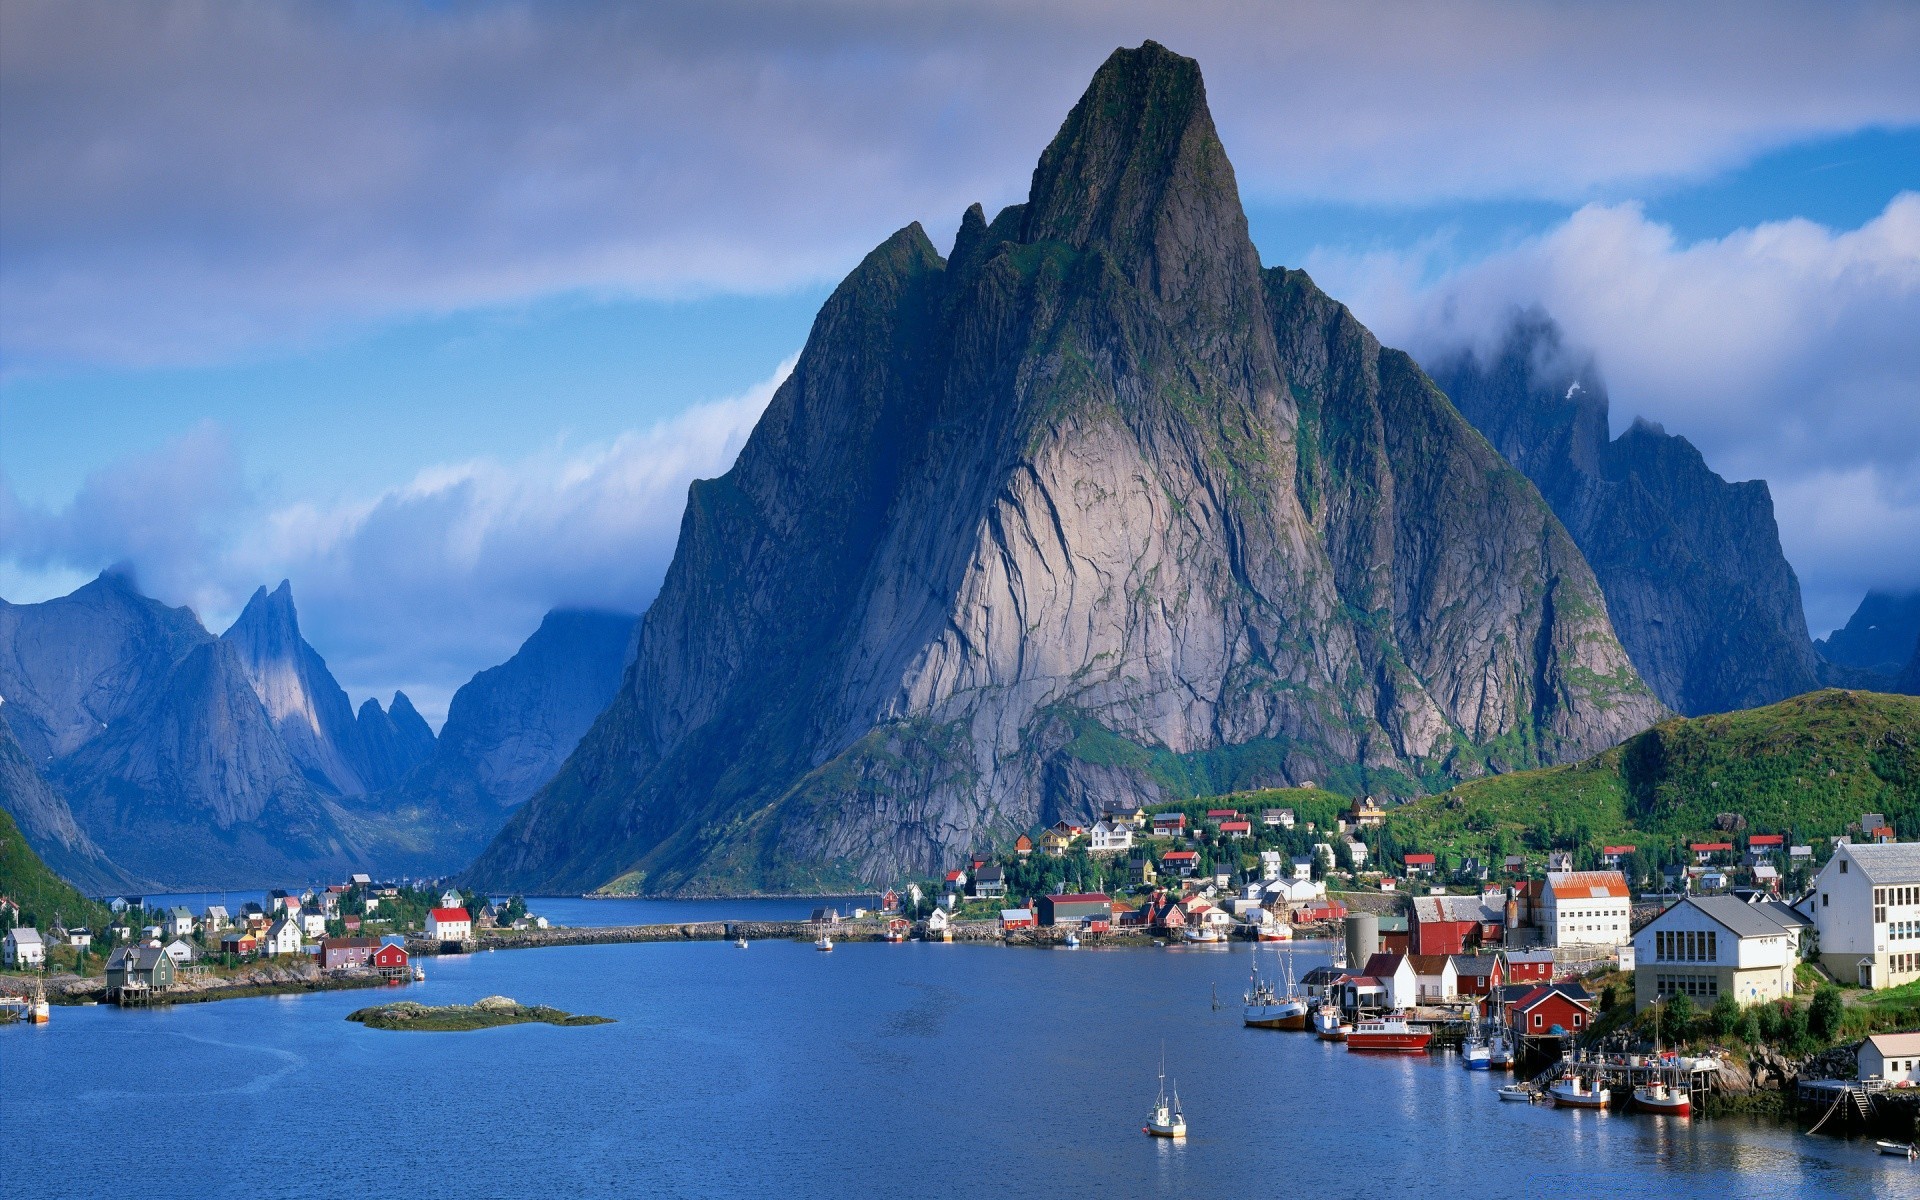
1806;841;1920;988
4;927;45;968
1541;871;1633;948
1860;1032;1920;1085
1631;895;1801;1010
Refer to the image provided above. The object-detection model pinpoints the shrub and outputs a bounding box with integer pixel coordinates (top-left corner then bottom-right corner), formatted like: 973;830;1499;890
1664;992;1696;1039
1737;1011;1762;1046
1809;984;1844;1042
1710;993;1742;1038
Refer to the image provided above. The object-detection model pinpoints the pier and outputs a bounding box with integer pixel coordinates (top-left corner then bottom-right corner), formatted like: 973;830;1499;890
1520;1049;1722;1110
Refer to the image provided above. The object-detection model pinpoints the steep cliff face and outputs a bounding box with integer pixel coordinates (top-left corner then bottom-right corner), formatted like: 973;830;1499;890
0;569;212;765
469;43;1661;896
1428;314;1823;716
1817;591;1920;679
222;582;431;794
0;709;136;894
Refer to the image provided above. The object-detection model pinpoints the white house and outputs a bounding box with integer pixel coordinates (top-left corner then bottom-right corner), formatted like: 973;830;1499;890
1542;870;1633;948
1806;841;1920;988
162;938;200;965
1357;952;1418;1009
300;910;328;939
166;906;195;938
1259;850;1284;881
261;917;303;957
1342;839;1368;868
202;905;230;932
4;927;46;968
1291;856;1314;882
1407;954;1458;1002
426;907;472;943
439;889;463;909
1859;1032;1920;1085
1089;819;1134;855
1632;895;1800;1010
67;928;92;950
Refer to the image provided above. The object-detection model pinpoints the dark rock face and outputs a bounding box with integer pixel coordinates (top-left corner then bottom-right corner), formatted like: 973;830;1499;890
0;569;212;765
0;709;136;893
1899;638;1920;695
375;609;636;867
1816;591;1920;678
1428;313;1822;716
469;43;1661;896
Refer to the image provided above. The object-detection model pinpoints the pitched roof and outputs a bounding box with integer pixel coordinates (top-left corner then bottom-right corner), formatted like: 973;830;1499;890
7;927;42;945
1407;954;1453;975
429;907;470;922
1412;894;1502;924
1865;1032;1920;1058
1360;951;1406;978
1545;871;1630;899
1403;853;1435;865
1513;982;1593;1012
1748;834;1784;845
1672;895;1801;939
1689;842;1734;852
1450;955;1502;978
1839;842;1920;883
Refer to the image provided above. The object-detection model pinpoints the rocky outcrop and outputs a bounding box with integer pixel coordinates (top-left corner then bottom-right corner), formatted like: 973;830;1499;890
468;43;1661;896
0;709;135;893
1428;313;1822;716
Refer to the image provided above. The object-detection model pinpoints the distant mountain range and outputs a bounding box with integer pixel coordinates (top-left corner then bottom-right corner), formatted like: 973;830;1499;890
1816;590;1920;679
468;43;1664;897
0;570;633;888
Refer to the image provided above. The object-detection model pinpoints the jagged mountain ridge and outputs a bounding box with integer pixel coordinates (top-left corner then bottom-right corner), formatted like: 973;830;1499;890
1427;314;1823;716
373;609;637;866
469;43;1663;897
1817;590;1920;678
0;708;136;894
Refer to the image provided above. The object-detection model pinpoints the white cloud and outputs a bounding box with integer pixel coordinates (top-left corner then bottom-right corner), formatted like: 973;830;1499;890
1310;194;1920;635
0;359;792;722
3;0;1916;368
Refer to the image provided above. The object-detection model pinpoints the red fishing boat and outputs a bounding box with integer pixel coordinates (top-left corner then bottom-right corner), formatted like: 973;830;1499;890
1345;1011;1431;1054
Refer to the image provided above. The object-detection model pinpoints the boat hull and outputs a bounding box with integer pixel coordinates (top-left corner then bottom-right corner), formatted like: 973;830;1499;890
1631;1087;1691;1117
1462;1052;1492;1070
1549;1084;1610;1109
1243;1005;1309;1030
1144;1123;1186;1138
1347;1031;1432;1053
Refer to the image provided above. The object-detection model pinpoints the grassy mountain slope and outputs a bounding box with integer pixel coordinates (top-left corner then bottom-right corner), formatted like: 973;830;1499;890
0;803;110;932
1384;690;1920;864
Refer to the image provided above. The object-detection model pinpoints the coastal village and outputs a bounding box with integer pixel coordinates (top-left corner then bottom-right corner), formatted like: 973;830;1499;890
7;790;1920;1146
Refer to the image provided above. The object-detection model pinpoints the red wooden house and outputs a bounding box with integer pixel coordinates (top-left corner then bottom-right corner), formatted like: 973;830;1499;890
371;941;409;979
1410;894;1504;955
1505;950;1556;984
1161;849;1200;876
1450;954;1505;999
1506;983;1594;1039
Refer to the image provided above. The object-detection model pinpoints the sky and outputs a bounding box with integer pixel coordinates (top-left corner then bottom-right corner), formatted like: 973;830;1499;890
2;0;1917;725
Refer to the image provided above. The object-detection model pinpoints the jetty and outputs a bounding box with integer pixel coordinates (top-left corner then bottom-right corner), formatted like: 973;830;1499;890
1520;1049;1723;1110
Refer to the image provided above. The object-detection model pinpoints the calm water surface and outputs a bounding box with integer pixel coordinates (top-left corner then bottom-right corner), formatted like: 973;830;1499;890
4;919;1911;1199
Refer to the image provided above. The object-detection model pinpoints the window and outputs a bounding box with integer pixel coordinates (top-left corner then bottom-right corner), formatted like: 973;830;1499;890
1841;860;1849;874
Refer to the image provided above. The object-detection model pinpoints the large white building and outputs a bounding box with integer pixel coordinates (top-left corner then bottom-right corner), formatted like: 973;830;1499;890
1631;896;1802;1010
3;927;45;968
1542;871;1633;948
1806;842;1920;988
1089;819;1133;855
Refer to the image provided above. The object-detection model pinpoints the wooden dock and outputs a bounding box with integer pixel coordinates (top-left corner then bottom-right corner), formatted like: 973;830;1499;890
1537;1050;1722;1110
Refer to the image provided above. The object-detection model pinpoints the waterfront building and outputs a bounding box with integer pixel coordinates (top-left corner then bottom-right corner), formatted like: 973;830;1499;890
372;942;410;979
262;917;303;957
426;908;473;943
1038;894;1112;928
1410;894;1504;955
4;927;45;968
1357;952;1417;1009
1505;950;1555;984
1450;955;1505;999
104;945;174;993
1507;983;1593;1038
1407;954;1457;1002
1631;895;1800;1009
1859;1032;1920;1084
320;937;377;970
1806;841;1920;988
1541;871;1632;948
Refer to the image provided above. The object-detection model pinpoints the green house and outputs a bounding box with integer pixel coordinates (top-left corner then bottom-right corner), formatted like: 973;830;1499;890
105;945;175;992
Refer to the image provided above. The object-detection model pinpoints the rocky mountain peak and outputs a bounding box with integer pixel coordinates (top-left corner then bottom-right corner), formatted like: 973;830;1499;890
1022;41;1260;314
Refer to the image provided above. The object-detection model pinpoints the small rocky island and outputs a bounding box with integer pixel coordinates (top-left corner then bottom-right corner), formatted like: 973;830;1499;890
347;995;613;1032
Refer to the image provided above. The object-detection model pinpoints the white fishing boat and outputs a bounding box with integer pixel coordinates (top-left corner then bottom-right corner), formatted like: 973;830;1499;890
1548;1075;1609;1109
27;982;49;1025
412;965;425;982
1498;1084;1534;1102
1180;926;1225;944
815;933;833;952
1143;1053;1187;1138
1487;1032;1514;1070
1243;948;1309;1029
1312;1005;1351;1041
1064;932;1080;948
1631;1081;1691;1116
1461;1010;1491;1069
735;935;749;948
1876;1140;1918;1158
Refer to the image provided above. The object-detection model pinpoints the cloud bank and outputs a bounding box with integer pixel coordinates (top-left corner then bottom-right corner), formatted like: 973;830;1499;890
1;361;791;722
1310;194;1920;632
4;0;1917;368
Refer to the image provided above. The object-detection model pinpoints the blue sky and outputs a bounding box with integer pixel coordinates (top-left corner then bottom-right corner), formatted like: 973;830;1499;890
3;1;1917;722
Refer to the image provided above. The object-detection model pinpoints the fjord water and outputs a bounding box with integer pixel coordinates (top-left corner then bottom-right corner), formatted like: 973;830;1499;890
3;927;1910;1199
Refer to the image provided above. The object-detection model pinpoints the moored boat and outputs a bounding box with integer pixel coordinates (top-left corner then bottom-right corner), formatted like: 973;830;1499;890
1143;1054;1187;1138
1498;1084;1534;1102
816;933;834;952
1064;932;1081;948
1311;1005;1349;1040
1254;922;1292;942
1548;1076;1610;1109
1876;1140;1917;1158
1180;926;1225;944
27;983;49;1025
1243;950;1309;1029
1346;1011;1431;1054
1631;1081;1691;1116
1461;1040;1492;1070
1487;1033;1514;1070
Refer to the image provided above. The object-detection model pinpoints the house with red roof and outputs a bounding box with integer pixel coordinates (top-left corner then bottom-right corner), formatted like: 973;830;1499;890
1542;871;1632;948
1219;820;1251;839
1161;849;1200;876
1403;852;1436;875
1600;845;1636;867
1691;842;1735;863
372;941;410;979
1152;813;1188;838
426;907;472;943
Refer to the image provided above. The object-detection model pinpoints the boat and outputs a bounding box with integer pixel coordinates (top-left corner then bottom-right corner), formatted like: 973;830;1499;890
1876;1140;1918;1159
1347;1011;1432;1054
1461;1010;1491;1069
27;983;49;1025
1487;1031;1514;1070
1547;1075;1610;1109
1243;948;1309;1030
412;965;425;982
883;919;908;943
1143;1053;1187;1138
1181;926;1225;944
735;935;749;948
1064;932;1080;948
1254;922;1292;942
1312;1005;1351;1041
1498;1084;1534;1102
815;933;834;952
1631;1081;1691;1116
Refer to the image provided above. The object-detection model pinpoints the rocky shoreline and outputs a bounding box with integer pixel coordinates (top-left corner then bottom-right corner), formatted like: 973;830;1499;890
8;961;399;1007
348;995;613;1032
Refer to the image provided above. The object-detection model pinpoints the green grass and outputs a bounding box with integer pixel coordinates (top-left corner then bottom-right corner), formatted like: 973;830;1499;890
0;805;110;932
1379;689;1920;867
